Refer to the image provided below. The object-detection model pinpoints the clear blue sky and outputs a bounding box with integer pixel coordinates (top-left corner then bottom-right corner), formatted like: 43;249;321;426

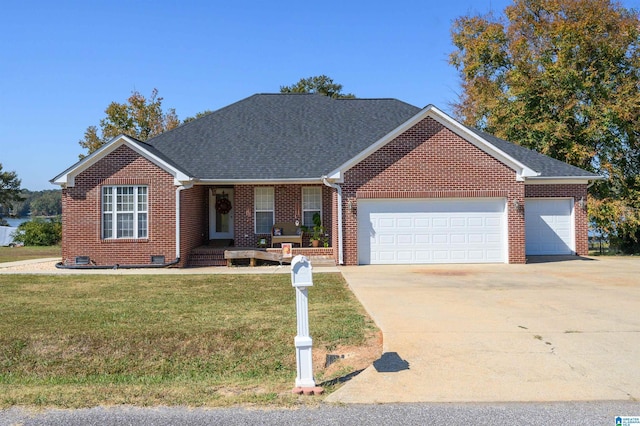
0;0;596;190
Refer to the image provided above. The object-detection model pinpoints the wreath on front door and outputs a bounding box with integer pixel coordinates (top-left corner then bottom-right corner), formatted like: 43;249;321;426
215;198;232;214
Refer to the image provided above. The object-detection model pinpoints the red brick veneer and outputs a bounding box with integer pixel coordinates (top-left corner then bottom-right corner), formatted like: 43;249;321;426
61;145;207;267
341;117;526;265
231;184;333;248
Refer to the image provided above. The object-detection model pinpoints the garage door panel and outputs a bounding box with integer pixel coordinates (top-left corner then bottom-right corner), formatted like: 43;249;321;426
433;218;448;227
468;250;485;260
485;217;501;227
450;234;466;244
379;234;395;245
432;234;448;244
397;251;413;261
486;250;503;261
415;251;431;261
414;218;430;228
358;198;506;264
467;217;483;227
397;218;412;228
397;234;413;244
451;250;467;260
468;233;484;244
379;218;395;228
451;217;466;227
378;251;395;261
486;233;502;243
415;234;430;244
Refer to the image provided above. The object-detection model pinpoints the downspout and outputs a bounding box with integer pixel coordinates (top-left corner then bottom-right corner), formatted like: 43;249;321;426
176;182;194;263
322;176;344;265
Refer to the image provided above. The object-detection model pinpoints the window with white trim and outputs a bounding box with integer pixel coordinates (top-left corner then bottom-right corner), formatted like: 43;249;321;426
302;187;322;227
102;186;148;239
254;187;274;234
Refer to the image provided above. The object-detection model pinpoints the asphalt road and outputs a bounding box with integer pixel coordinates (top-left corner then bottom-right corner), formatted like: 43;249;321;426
2;402;639;426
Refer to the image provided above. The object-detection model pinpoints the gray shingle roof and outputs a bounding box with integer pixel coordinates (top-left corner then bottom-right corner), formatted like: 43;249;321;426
465;127;600;178
143;93;598;181
147;93;421;180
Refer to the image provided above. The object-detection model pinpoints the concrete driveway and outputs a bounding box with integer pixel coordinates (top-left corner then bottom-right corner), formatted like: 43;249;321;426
327;256;640;403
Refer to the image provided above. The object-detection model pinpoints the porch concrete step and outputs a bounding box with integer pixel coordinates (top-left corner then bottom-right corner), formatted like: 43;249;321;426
187;248;226;267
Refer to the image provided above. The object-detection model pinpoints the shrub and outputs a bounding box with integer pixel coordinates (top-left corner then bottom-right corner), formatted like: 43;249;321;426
12;217;62;246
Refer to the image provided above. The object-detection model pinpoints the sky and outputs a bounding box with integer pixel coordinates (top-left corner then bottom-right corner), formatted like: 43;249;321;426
2;0;631;191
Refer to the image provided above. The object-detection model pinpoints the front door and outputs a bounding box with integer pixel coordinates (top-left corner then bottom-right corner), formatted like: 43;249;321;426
210;188;234;240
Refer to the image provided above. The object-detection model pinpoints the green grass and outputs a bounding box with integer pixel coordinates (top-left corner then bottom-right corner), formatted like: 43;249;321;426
0;273;376;408
0;246;61;263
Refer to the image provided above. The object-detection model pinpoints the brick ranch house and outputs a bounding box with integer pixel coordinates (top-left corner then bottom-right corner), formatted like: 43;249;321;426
52;93;600;267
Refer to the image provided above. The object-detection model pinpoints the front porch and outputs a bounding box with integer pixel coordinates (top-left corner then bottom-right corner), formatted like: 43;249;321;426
187;243;336;267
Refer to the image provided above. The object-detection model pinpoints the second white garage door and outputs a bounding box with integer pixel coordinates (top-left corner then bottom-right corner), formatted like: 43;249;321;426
525;198;574;255
357;198;507;264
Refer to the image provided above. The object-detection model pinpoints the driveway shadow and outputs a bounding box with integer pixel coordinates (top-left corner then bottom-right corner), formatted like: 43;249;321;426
526;255;597;264
373;352;410;372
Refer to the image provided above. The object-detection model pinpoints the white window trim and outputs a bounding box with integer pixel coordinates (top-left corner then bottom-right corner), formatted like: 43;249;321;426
102;185;148;239
302;186;322;227
254;187;274;234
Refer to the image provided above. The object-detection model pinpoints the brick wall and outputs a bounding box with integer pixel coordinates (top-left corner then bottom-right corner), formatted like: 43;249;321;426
525;184;589;256
341;117;526;265
178;185;208;267
61;145;178;266
231;184;332;248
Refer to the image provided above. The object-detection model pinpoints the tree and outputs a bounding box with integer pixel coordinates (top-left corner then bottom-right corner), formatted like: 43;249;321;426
183;110;214;124
450;0;640;250
78;89;180;157
12;217;62;246
0;164;23;226
29;190;62;216
280;75;355;98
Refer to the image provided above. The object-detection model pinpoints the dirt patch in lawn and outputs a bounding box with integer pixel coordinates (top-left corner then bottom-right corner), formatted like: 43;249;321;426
313;329;383;388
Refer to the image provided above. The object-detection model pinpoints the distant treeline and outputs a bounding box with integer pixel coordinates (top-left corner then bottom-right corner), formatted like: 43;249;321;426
0;189;62;218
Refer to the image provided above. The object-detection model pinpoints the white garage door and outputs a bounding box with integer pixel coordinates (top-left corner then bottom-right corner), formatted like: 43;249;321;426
358;198;506;265
525;198;574;255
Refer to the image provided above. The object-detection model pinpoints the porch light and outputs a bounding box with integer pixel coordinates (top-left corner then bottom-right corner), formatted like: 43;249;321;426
512;199;524;212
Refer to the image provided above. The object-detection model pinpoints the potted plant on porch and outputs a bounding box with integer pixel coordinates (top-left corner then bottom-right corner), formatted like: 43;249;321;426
309;212;325;248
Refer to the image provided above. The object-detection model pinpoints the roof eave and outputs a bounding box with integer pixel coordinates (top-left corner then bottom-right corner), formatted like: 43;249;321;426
525;176;604;185
195;177;325;185
51;135;193;187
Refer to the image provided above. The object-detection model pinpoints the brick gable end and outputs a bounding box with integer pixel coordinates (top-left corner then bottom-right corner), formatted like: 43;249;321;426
61;145;178;266
341;117;526;265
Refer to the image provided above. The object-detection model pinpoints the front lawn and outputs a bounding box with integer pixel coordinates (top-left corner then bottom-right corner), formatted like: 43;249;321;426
0;246;61;263
0;273;379;408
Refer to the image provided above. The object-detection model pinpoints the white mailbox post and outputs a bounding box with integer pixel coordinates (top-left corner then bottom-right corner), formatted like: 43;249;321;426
291;255;317;391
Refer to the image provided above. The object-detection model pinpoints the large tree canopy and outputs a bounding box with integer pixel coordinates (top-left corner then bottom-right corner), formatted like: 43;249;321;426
280;75;355;98
450;0;640;251
0;164;23;225
78;89;180;157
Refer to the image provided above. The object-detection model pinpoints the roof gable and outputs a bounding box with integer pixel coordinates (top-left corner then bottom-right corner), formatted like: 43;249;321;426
331;105;539;181
51;135;193;187
330;104;600;182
